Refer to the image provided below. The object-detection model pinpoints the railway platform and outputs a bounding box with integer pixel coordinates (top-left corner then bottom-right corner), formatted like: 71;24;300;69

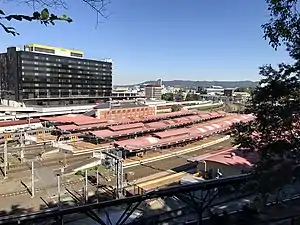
60;158;101;175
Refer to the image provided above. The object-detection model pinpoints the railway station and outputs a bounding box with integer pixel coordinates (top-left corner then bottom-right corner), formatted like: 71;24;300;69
0;106;257;225
113;114;253;157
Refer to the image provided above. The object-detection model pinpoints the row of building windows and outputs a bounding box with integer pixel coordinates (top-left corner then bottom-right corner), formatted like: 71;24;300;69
20;53;111;67
22;84;111;89
108;107;151;114
21;66;111;75
23;93;110;99
22;72;112;82
21;60;110;70
22;72;112;83
22;88;111;93
34;47;55;54
22;79;110;85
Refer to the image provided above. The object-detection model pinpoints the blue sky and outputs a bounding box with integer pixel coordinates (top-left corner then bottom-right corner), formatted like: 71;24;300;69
0;0;292;84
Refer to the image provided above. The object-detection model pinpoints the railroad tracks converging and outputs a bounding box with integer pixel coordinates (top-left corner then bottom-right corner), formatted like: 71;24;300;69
3;154;92;173
0;178;84;198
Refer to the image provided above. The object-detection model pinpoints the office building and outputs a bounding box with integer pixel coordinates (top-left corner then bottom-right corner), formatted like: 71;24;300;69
0;44;112;106
145;84;162;100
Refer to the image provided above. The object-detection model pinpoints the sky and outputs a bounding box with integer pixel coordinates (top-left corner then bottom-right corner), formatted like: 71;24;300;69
0;0;293;85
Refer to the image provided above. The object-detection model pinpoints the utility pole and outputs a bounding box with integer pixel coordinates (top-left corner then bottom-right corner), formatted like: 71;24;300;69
20;131;24;162
85;169;88;203
57;174;61;208
64;153;67;167
96;167;99;203
101;149;123;199
3;139;7;179
31;161;35;198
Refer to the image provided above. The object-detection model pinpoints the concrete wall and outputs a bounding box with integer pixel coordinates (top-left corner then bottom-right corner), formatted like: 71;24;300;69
206;161;242;178
1;99;25;107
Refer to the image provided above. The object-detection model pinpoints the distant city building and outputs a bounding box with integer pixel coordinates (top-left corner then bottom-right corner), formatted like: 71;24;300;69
156;78;163;86
205;86;224;96
145;84;162;100
197;86;206;94
94;101;156;120
224;88;235;97
111;90;138;99
0;44;112;106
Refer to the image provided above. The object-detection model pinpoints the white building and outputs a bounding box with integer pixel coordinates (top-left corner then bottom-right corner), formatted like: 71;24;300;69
145;85;163;100
206;86;224;96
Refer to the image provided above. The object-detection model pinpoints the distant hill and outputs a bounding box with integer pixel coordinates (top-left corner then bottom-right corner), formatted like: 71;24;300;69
139;80;259;88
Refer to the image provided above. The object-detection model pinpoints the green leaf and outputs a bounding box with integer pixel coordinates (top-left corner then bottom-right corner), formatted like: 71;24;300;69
0;9;5;15
66;17;73;23
40;8;49;20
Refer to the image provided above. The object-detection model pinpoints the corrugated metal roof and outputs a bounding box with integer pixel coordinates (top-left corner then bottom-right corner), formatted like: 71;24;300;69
145;121;168;128
0;118;40;127
115;136;159;150
108;122;144;131
201;149;259;171
91;130;115;138
114;114;254;152
199;114;212;119
57;124;79;131
154;128;190;139
209;112;219;117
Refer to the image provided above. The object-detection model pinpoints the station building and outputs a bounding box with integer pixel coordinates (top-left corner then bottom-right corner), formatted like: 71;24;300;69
0;44;112;106
94;101;156;120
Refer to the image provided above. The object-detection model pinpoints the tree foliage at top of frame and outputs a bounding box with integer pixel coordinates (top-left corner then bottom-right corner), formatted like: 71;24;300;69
0;0;110;35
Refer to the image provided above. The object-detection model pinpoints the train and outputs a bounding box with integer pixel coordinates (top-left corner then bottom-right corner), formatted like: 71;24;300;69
0;118;43;133
0;128;53;143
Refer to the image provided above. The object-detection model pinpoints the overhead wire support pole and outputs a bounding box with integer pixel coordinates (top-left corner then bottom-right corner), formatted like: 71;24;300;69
96;167;99;203
57;174;61;208
31;161;35;198
4;139;8;179
85;169;88;203
20;131;24;162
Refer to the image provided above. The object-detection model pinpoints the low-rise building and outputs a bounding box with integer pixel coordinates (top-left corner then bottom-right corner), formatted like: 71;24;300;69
190;148;259;178
145;84;162;100
94;101;156;120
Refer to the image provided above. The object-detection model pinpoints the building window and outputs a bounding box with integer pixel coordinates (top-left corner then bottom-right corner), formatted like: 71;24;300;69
70;52;83;58
34;47;55;54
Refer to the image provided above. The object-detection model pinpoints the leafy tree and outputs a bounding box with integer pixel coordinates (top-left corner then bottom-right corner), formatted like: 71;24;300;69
185;93;199;101
171;104;181;112
233;0;300;198
174;91;184;102
161;93;174;101
0;0;110;35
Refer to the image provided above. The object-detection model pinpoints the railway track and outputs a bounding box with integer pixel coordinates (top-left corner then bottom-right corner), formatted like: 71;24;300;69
0;178;84;198
125;138;232;181
3;154;92;174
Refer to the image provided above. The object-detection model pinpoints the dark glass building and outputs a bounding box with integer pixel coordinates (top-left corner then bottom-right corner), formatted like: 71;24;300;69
0;44;112;106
